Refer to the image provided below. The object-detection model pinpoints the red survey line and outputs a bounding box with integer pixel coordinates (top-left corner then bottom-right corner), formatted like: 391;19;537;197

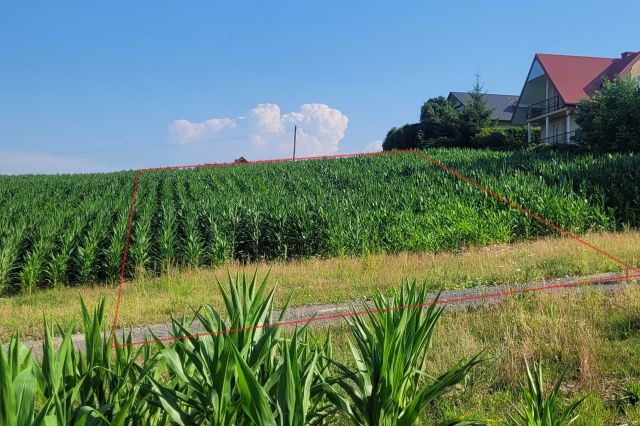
114;272;640;348
110;170;141;348
111;149;639;348
412;151;640;273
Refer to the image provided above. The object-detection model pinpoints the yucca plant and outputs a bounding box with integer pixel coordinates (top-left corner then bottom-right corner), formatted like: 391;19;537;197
145;272;338;425
509;361;584;426
325;280;483;425
267;328;336;425
148;272;286;423
0;335;38;426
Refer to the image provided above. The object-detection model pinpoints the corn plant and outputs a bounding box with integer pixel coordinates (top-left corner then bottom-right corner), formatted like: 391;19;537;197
104;209;130;282
2;150;640;290
0;225;25;294
77;228;100;285
181;207;205;267
157;204;178;269
130;205;154;274
20;237;47;294
325;280;483;425
509;361;584;426
48;217;84;288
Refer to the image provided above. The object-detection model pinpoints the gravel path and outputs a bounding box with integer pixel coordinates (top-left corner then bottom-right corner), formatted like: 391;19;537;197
8;271;637;359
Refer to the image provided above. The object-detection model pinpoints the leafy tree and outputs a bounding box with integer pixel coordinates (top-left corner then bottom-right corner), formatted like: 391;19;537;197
419;96;461;141
382;123;421;150
459;74;493;142
576;77;640;152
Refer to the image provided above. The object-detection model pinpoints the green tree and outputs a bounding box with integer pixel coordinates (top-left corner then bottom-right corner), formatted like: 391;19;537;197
576;77;640;152
382;123;421;150
419;96;461;141
459;74;493;143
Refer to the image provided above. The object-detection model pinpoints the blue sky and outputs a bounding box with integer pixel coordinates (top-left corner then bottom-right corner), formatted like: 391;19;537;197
1;0;639;173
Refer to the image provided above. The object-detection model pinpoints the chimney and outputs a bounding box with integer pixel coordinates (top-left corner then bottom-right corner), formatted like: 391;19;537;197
621;51;636;58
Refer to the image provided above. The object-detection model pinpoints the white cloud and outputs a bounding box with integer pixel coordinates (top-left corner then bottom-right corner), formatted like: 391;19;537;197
0;152;106;175
170;117;236;144
169;103;349;158
363;139;383;152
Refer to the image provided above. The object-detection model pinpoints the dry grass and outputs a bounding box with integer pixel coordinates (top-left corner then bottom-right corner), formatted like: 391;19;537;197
421;285;640;424
1;230;639;341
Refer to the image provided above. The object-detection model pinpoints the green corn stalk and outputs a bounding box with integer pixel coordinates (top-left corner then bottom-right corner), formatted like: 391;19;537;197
0;227;25;294
104;209;129;282
130;206;153;274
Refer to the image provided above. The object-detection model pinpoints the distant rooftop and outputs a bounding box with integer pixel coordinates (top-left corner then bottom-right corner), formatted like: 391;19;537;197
448;92;519;122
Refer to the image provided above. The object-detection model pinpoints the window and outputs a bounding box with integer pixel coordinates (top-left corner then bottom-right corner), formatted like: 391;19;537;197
553;125;559;142
636;75;640;88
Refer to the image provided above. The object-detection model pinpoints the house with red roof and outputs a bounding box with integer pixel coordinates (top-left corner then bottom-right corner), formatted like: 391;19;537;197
511;51;640;143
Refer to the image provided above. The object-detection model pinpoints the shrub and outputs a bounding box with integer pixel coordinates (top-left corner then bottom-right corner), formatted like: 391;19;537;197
577;77;640;153
419;135;460;148
472;127;540;150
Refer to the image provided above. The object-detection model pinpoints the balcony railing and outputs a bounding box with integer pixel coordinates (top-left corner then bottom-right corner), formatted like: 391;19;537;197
538;129;582;144
526;95;566;119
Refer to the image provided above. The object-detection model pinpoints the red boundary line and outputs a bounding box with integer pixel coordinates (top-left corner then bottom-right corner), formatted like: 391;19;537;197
116;272;640;348
109;150;640;348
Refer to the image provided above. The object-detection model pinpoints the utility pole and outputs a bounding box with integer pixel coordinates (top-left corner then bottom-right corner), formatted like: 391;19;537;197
293;125;297;160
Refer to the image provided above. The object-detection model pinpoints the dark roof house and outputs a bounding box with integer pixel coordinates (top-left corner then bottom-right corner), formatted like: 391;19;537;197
447;92;520;125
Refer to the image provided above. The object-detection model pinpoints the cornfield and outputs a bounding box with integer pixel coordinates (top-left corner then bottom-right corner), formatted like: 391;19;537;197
1;149;639;294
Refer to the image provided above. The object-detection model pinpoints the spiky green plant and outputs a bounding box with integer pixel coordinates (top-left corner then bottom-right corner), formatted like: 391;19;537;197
509;361;584;426
325;280;483;425
0;335;37;426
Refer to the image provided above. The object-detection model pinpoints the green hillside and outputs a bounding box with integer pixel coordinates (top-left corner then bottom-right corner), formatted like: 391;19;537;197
1;149;639;295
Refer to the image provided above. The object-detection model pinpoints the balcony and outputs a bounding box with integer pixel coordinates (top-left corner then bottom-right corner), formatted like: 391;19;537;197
538;130;582;144
526;95;566;119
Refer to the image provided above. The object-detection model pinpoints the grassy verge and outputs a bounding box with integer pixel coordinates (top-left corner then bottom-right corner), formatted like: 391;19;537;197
1;230;639;341
324;284;640;424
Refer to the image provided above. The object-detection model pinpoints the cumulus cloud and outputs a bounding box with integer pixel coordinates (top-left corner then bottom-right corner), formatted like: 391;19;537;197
0;152;106;175
363;139;383;152
169;103;348;158
170;117;236;144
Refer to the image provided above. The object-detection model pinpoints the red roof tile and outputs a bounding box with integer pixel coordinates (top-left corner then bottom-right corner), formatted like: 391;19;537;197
536;52;640;105
536;53;614;104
